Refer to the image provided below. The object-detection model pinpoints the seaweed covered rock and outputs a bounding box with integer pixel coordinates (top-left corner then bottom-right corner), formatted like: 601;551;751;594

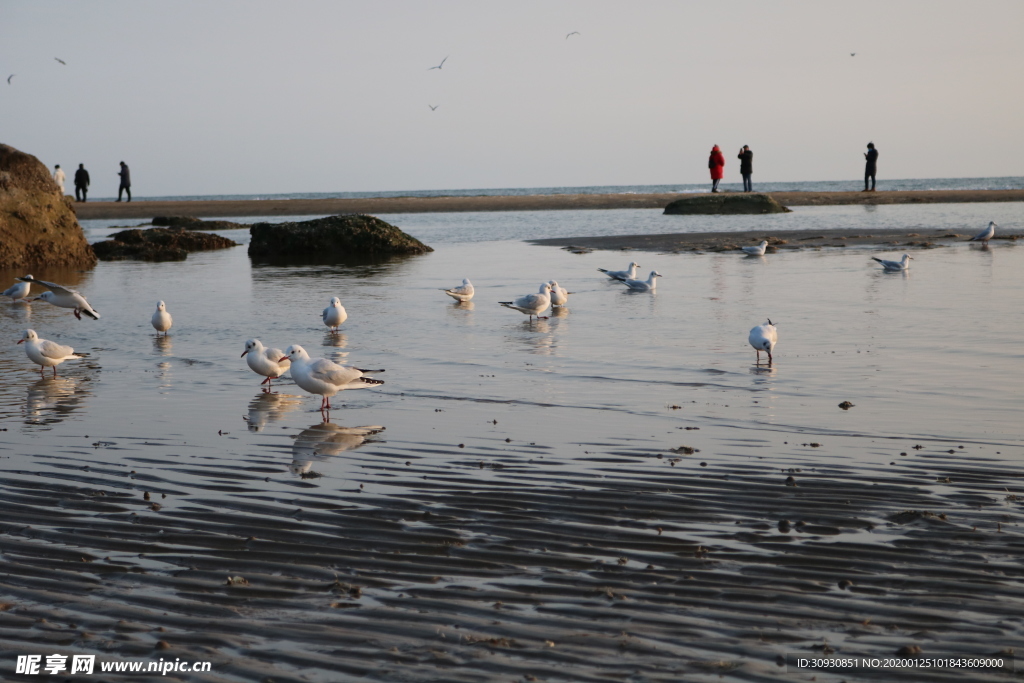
248;214;432;262
0;143;97;268
92;227;239;261
664;193;791;215
152;215;247;231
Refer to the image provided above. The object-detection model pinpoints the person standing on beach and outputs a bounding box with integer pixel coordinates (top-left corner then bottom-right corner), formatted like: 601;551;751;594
52;165;65;194
738;145;753;192
863;142;878;192
708;145;725;193
74;163;90;202
117;161;131;202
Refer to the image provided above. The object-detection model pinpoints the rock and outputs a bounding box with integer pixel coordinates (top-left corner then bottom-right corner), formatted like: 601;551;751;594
91;227;239;261
152;215;247;231
247;214;432;263
0;143;97;269
663;193;792;215
838;401;855;410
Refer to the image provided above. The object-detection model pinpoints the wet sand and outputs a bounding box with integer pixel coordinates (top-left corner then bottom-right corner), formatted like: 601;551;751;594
531;226;1022;253
72;189;1024;220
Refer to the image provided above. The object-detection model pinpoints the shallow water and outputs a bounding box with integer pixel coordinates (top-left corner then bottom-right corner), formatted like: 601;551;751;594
1;205;1022;681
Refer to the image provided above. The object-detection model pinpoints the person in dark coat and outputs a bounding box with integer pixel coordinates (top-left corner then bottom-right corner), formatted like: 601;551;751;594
74;164;90;202
738;145;753;192
863;142;878;192
117;161;131;202
708;145;725;193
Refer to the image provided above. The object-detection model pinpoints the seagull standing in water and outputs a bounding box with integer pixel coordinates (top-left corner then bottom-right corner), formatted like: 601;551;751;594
500;283;552;320
322;297;348;332
151;301;172;335
281;345;384;412
742;240;768;256
597;261;640;281
969;221;996;244
871;254;912;272
242;339;290;390
619;271;662;292
18;329;82;377
442;279;474;302
748;319;778;365
19;276;100;319
3;278;32;302
548;281;569;306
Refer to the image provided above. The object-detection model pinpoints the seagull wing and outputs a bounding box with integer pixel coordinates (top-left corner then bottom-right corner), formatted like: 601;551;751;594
439;56;448;68
7;74;13;84
55;58;66;65
513;293;544;309
307;358;362;387
38;339;76;360
34;279;77;296
265;347;289;369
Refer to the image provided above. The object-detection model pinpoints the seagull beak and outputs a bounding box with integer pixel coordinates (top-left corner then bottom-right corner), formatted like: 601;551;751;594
241;350;249;357
17;339;24;344
279;356;289;363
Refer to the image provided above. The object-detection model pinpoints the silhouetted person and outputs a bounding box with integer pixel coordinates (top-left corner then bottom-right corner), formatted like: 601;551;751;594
117;161;131;202
74;164;90;202
53;164;65;194
863;142;878;192
708;145;725;193
738;145;753;192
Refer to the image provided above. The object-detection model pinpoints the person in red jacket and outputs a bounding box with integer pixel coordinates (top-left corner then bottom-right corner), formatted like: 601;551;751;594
708;145;725;192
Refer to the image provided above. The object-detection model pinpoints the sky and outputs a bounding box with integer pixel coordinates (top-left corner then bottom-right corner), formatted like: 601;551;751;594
2;1;1023;197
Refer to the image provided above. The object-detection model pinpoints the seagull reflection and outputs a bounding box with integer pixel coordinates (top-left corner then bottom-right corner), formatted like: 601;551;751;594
550;305;569;318
290;422;385;474
244;392;305;432
323;331;348;349
1;300;32;325
749;365;776;376
153;334;173;356
25;376;89;424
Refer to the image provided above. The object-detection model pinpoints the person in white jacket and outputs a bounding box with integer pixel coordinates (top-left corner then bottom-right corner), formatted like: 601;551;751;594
53;165;66;194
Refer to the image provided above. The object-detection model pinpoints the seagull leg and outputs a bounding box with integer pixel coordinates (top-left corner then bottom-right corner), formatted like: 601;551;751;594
74;309;82;320
756;350;760;363
767;351;773;366
261;377;271;385
52;366;58;378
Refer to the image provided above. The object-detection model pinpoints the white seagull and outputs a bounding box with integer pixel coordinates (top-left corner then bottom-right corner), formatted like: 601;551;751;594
500;283;551;320
742;240;768;256
322;297;348;332
871;254;912;271
548;280;569;306
242;339;291;390
18;329;82;377
442;279;474;302
151;301;172;335
19;276;100;319
3;278;32;302
281;345;384;412
597;261;640;281
969;221;996;244
619;271;662;292
748;319;778;365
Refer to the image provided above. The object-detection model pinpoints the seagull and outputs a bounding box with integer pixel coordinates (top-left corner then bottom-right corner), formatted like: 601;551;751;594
55;58;66;65
429;104;439;111
566;32;580;39
619;271;662;292
850;53;856;57
151;301;172;335
2;278;32;302
280;345;384;412
442;278;474;302
969;221;996;244
871;254;912;271
7;74;13;85
597;261;640;281
19;275;100;319
428;56;448;70
18;329;82;377
242;339;291;390
500;283;552;320
548;280;569;306
749;319;778;365
322;297;348;332
742;240;769;256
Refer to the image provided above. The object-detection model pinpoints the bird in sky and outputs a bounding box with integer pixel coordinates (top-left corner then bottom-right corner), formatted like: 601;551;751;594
6;74;13;85
566;31;580;39
429;104;438;111
428;56;448;70
850;52;856;57
55;57;66;65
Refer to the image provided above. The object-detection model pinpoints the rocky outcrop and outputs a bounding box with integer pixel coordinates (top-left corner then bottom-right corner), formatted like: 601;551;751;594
152;215;248;231
91;227;239;261
0;143;97;268
248;214;433;262
664;193;791;215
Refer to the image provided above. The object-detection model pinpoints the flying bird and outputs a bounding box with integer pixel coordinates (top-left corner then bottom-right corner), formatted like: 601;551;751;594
428;56;448;70
566;32;580;39
55;58;66;65
7;74;13;85
429;104;439;111
850;53;856;57
18;275;100;319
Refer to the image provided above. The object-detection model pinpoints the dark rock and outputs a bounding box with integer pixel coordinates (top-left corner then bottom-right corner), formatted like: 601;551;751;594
248;214;432;263
663;193;792;215
92;227;239;261
152;215;247;231
0;143;97;268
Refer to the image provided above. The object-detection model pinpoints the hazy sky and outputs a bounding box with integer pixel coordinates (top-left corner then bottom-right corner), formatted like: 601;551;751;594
3;1;1022;196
